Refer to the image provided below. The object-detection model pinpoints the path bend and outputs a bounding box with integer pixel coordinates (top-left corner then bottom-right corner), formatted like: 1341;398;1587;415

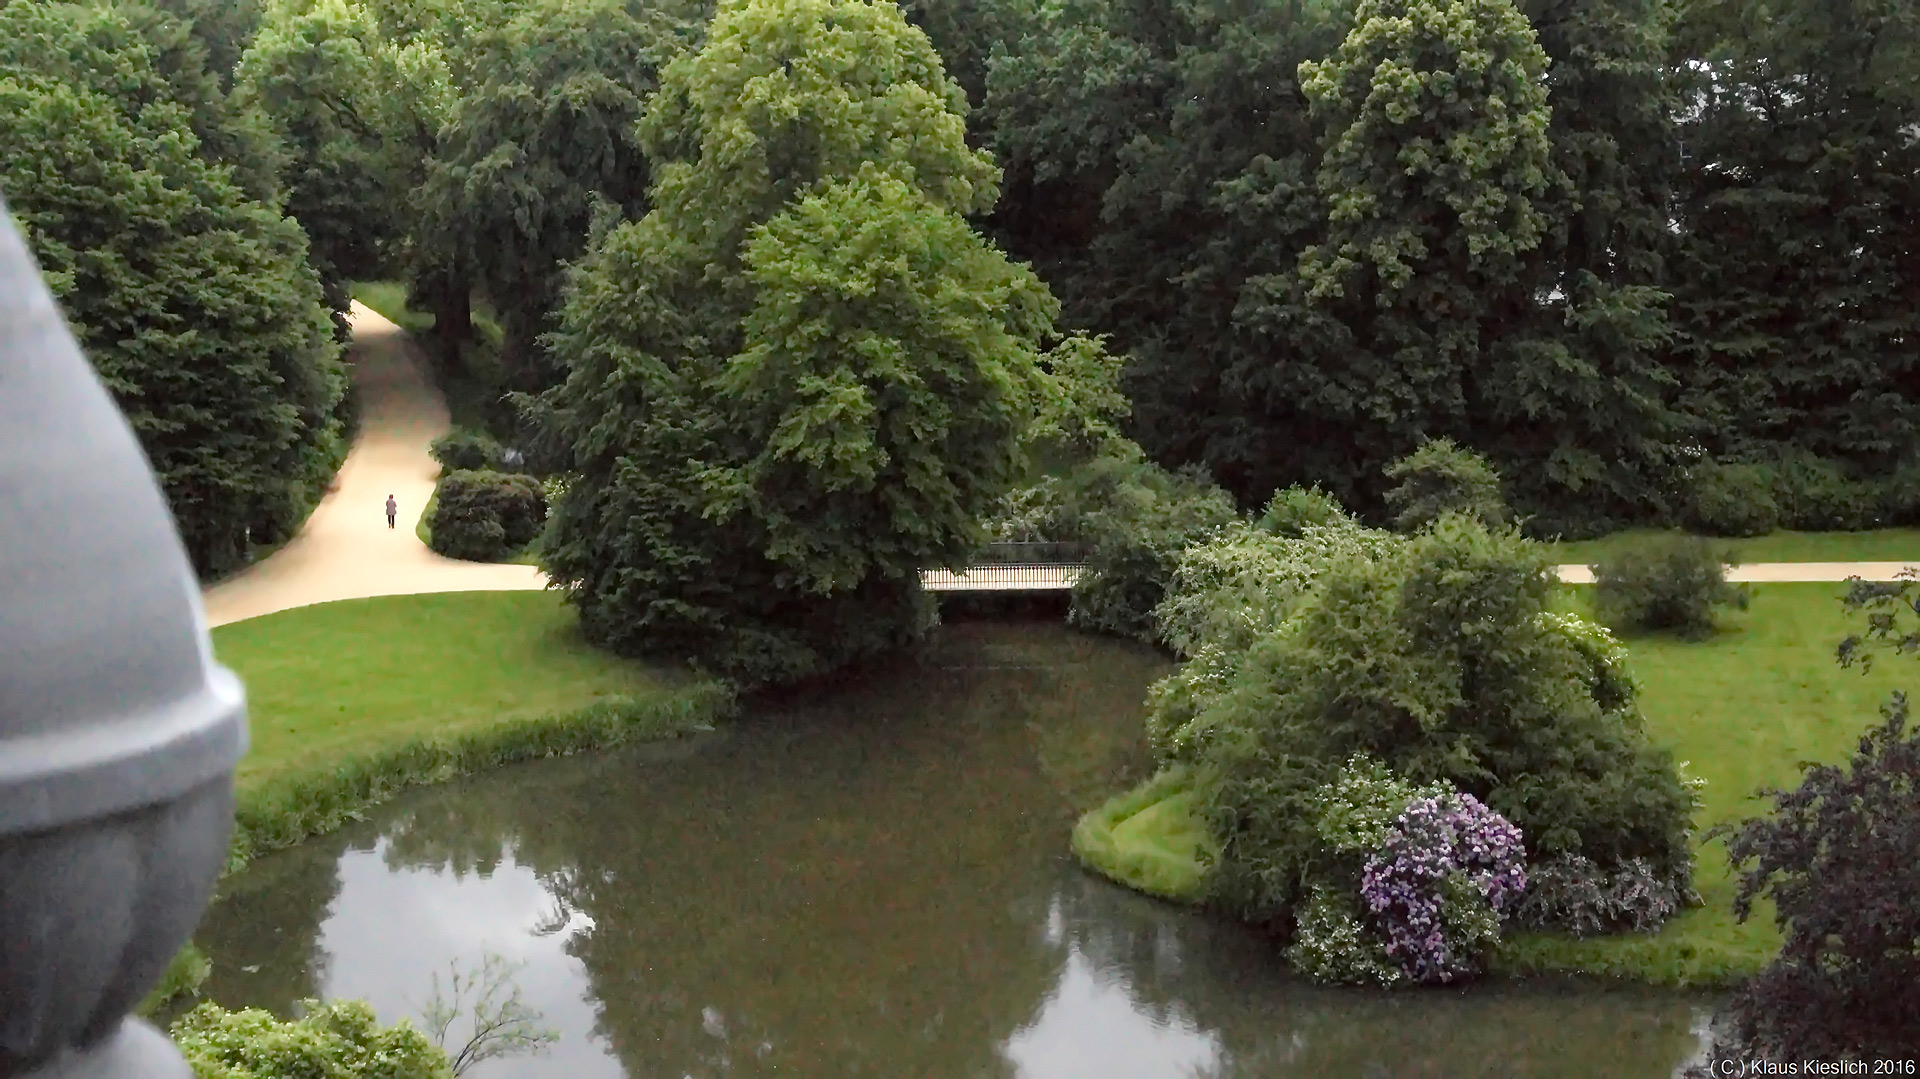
199;303;547;628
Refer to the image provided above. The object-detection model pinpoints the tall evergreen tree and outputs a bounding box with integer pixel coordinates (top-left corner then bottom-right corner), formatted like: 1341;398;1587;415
0;0;347;578
1668;0;1920;473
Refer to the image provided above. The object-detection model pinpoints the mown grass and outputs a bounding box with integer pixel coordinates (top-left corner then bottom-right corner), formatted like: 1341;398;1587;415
1074;581;1914;987
1548;526;1920;566
210;591;687;789
142;591;726;1014
1072;765;1216;903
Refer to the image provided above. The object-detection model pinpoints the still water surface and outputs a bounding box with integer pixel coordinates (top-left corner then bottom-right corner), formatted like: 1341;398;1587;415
191;623;1713;1078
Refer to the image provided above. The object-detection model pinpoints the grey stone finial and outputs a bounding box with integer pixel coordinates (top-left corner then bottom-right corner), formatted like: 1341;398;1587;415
0;200;249;1076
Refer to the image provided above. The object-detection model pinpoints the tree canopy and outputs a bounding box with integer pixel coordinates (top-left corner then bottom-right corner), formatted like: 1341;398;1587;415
0;0;347;579
530;0;1091;687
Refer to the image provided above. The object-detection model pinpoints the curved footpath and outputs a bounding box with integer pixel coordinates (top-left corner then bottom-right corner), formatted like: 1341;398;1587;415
199;303;547;628
199;303;1916;627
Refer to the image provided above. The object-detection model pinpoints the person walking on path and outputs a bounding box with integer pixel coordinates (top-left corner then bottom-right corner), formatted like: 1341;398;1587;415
385;494;397;530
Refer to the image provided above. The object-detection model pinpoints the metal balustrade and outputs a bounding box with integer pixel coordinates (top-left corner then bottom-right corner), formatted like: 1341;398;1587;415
920;563;1087;592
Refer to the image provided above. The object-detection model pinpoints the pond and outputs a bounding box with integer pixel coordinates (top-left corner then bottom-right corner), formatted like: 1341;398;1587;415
188;622;1714;1078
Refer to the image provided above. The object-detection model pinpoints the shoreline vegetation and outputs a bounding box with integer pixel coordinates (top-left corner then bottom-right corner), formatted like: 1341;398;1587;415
153;575;1916;1012
142;592;732;1015
1073;580;1914;988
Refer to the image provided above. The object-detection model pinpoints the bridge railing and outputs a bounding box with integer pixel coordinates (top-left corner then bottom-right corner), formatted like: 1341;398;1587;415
972;540;1094;565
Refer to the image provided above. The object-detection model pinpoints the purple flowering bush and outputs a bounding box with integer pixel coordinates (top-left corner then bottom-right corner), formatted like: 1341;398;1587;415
1358;792;1528;983
1283;757;1528;986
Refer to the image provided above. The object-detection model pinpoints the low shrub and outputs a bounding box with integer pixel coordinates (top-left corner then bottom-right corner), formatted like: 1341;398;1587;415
1360;791;1528;984
1511;853;1694;939
1256;484;1347;536
428;470;546;562
1592;536;1746;639
171;999;451;1079
1771;450;1878;531
430;429;504;475
1682;460;1779;537
1381;438;1509;532
1275;757;1527;986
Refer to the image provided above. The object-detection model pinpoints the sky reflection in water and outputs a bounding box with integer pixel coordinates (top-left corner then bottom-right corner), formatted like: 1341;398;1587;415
192;624;1714;1078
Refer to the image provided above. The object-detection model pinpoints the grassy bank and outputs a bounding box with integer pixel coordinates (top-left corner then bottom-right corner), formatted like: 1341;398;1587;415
143;591;729;1013
1549;527;1920;566
1076;582;1914;987
1071;765;1215;902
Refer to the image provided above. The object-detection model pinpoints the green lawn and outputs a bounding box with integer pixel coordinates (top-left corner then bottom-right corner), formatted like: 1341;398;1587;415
211;591;683;788
1549;526;1920;566
1077;582;1915;986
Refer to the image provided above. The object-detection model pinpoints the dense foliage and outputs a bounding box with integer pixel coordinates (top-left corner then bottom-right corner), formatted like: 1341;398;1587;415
411;0;695;402
1698;693;1920;1059
527;0;1099;687
171;999;452;1079
1173;513;1699;937
1591;536;1745;638
428;469;546;561
972;0;1914;532
0;0;348;579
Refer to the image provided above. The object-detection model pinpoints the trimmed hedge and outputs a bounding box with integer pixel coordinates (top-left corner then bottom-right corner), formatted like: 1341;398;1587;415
427;469;546;562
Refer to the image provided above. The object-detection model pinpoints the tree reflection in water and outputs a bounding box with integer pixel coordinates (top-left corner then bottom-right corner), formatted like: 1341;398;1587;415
191;623;1709;1078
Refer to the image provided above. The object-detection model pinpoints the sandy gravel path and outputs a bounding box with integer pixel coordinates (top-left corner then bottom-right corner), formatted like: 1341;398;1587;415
1554;562;1919;584
199;303;547;628
198;302;1917;627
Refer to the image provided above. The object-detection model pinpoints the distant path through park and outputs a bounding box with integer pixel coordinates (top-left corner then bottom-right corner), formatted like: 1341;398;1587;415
199;303;546;628
199;305;1920;627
